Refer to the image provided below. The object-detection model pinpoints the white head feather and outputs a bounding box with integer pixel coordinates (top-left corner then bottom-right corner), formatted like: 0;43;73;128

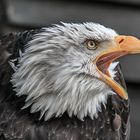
11;22;118;121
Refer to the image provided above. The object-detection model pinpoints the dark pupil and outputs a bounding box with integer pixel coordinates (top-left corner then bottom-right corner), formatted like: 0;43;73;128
90;41;94;46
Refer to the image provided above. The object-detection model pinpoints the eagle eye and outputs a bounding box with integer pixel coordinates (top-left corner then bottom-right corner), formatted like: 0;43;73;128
85;40;98;50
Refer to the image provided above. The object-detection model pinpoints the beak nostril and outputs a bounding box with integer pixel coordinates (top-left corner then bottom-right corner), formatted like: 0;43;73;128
118;38;124;44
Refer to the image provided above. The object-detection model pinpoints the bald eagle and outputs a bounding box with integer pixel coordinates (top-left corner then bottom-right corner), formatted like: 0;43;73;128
0;23;140;140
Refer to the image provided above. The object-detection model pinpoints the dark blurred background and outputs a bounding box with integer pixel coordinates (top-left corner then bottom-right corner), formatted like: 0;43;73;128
0;0;140;139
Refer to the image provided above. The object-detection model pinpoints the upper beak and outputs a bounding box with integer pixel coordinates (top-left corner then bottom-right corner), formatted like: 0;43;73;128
96;35;140;100
115;35;140;54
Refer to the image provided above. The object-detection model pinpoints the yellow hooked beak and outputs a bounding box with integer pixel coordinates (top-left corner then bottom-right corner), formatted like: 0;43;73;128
95;35;140;100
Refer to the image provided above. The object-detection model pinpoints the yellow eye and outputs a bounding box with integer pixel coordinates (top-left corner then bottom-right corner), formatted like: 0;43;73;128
86;40;97;50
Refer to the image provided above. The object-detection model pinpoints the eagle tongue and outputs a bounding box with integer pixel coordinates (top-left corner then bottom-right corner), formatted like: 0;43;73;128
96;51;127;77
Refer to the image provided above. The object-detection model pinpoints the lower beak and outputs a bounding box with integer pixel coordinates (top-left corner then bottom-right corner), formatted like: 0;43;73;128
96;35;140;100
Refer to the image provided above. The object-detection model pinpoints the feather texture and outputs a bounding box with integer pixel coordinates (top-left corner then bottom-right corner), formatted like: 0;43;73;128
0;24;130;140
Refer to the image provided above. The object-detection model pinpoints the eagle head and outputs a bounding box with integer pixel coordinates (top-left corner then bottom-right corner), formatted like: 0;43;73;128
11;22;140;121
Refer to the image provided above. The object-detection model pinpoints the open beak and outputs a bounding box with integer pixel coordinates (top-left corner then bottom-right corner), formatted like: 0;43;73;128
95;35;140;100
